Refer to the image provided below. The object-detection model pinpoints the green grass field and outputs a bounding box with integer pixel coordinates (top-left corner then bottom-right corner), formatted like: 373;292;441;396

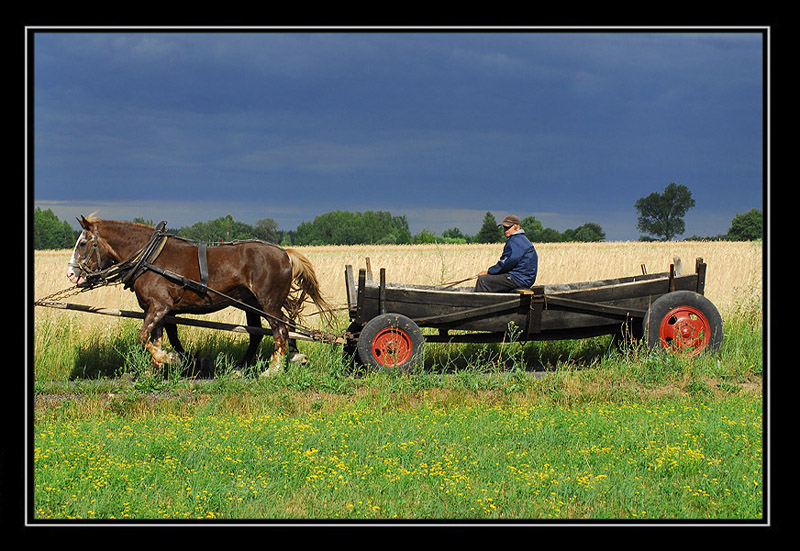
32;298;764;522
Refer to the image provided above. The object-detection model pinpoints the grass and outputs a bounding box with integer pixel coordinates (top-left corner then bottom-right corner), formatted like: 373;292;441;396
30;242;765;522
31;304;764;522
33;377;762;521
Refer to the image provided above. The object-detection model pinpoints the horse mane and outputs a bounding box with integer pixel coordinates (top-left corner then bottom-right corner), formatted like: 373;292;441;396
85;214;161;233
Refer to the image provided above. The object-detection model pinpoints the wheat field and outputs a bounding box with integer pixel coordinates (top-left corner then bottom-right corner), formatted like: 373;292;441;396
33;241;763;338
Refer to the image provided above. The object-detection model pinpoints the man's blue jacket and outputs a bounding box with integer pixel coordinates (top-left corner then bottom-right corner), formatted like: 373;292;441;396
487;230;538;288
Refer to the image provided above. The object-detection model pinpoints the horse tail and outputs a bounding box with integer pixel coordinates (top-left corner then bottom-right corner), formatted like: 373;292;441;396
283;248;336;326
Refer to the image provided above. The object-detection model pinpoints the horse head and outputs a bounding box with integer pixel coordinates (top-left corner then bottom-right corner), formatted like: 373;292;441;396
66;215;119;285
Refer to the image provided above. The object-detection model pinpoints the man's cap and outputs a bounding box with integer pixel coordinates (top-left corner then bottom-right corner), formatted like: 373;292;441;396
499;215;521;228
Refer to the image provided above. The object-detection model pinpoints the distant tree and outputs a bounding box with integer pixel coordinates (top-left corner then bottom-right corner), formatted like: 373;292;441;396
635;183;695;241
177;215;254;242
536;227;563;243
726;209;762;241
440;227;468;244
279;231;294;247
34;208;76;249
474;212;504;243
294;210;412;245
442;227;466;240
563;222;605;242
413;229;438;244
252;218;280;243
520;216;543;238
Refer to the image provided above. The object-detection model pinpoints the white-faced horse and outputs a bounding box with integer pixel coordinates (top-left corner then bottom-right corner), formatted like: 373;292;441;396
67;215;333;375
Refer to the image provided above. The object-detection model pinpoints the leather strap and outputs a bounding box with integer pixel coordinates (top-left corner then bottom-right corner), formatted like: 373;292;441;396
198;242;209;290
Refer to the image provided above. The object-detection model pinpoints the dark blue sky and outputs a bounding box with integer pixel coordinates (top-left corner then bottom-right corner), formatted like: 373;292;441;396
32;29;765;241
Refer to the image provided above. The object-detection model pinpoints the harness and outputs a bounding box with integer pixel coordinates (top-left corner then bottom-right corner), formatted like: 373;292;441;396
65;222;339;344
71;221;170;291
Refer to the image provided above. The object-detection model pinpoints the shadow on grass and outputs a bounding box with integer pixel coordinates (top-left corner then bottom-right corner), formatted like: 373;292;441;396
69;331;277;380
68;324;619;381
422;335;616;374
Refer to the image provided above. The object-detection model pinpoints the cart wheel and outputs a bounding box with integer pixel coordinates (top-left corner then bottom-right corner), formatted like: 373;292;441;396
357;314;424;372
643;290;723;356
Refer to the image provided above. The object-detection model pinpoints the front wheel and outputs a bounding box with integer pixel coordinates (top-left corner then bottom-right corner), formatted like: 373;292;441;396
357;313;424;372
643;290;723;356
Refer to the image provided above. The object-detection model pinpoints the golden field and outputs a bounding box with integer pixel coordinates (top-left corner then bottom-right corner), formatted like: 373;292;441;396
33;240;763;336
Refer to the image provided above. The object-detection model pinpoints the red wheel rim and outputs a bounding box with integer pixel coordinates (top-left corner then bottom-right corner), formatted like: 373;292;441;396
658;305;711;356
371;327;413;367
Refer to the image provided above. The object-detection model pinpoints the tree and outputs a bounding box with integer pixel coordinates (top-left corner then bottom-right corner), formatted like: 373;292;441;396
726;209;762;241
635;183;695;241
520;216;543;239
442;227;466;240
536;227;563;243
177;215;254;242
34;208;76;249
474;212;504;243
413;229;437;244
253;218;280;243
563;222;605;242
294;210;412;245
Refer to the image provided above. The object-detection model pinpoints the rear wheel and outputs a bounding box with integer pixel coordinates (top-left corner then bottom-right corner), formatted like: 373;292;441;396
357;313;424;372
643;291;723;356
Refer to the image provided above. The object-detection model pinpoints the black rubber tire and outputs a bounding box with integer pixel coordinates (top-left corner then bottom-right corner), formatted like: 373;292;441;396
642;290;723;356
356;313;425;372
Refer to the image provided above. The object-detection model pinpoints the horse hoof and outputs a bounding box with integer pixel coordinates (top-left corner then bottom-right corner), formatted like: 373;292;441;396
260;365;284;378
290;353;309;364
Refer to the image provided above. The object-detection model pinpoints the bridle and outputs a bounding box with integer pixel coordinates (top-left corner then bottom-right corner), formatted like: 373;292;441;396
69;221;169;290
68;223;105;283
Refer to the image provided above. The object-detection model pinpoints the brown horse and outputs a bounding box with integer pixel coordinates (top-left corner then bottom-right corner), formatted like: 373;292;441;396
66;215;333;375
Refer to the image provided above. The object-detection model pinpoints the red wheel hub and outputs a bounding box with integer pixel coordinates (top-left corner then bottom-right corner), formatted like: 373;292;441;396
658;305;711;356
371;328;413;367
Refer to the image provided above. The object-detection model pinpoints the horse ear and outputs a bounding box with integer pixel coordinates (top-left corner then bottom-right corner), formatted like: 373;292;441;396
77;216;90;230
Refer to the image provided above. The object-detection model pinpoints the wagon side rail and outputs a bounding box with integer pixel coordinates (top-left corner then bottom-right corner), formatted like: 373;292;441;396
345;257;707;338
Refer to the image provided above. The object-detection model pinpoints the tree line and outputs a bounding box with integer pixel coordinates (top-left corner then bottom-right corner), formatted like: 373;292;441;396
32;207;608;249
33;183;763;250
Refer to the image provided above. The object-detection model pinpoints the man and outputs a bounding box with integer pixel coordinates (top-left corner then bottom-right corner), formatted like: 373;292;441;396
475;215;538;292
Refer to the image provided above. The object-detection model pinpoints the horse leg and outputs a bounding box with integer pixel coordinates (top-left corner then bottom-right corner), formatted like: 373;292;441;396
164;322;203;376
241;311;264;368
259;313;289;377
138;305;175;370
165;322;185;355
288;336;308;364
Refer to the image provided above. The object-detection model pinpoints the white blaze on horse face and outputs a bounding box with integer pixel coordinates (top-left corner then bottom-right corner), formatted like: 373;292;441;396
67;230;87;284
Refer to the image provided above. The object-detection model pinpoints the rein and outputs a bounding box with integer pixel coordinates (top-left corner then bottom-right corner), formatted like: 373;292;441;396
76;221;169;291
438;274;480;289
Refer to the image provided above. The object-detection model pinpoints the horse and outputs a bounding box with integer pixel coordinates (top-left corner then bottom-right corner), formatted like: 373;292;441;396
66;215;334;376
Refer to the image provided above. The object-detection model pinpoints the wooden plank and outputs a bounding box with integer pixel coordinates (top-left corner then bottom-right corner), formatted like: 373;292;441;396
696;257;707;295
543;295;648;318
528;286;545;334
547;275;697;303
379;268;386;314
411;297;522;325
345;265;357;310
356;269;366;325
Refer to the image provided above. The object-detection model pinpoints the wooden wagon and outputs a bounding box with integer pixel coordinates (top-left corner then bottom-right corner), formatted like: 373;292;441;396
344;257;723;371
